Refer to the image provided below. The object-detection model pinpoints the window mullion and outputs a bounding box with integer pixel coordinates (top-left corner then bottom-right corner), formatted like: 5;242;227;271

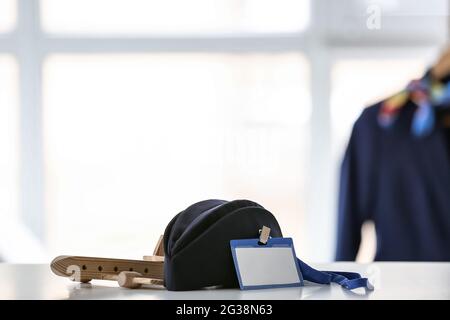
17;0;45;243
304;0;334;262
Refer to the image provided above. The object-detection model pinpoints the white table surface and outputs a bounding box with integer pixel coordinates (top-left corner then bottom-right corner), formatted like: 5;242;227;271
1;262;449;300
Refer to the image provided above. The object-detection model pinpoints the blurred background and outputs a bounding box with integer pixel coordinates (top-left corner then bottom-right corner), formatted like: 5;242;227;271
0;0;448;263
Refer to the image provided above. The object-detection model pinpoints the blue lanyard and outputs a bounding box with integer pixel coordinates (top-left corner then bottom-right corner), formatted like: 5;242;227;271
297;258;374;290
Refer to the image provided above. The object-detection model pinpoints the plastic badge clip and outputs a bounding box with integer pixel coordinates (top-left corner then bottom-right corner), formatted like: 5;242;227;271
258;226;271;245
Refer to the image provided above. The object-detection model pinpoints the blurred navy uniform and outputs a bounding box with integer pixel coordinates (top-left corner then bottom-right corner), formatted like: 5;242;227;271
336;73;450;261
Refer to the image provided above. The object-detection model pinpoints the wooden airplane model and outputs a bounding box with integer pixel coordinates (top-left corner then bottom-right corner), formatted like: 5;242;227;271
50;235;165;289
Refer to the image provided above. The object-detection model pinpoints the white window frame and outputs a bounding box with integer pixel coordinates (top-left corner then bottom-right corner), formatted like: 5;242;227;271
0;0;447;262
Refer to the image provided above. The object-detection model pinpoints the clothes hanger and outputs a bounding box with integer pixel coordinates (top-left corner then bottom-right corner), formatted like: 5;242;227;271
431;46;450;82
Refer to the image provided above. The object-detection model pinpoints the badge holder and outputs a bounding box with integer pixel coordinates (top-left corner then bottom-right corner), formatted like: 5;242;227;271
230;226;304;290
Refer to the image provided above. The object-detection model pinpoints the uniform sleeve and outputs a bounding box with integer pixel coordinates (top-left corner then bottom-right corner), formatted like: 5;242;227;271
335;107;378;261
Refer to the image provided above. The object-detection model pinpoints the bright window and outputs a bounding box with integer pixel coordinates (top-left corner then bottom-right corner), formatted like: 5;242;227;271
43;53;310;258
0;0;446;263
0;0;16;33
0;55;19;225
40;0;310;35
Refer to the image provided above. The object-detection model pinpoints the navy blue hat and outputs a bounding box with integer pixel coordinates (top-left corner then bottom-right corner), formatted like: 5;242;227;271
163;199;282;291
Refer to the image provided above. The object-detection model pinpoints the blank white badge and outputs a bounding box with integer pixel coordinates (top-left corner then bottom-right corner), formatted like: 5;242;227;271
230;238;303;290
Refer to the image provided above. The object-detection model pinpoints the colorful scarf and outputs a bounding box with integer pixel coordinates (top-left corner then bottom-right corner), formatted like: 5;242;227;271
378;70;450;137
